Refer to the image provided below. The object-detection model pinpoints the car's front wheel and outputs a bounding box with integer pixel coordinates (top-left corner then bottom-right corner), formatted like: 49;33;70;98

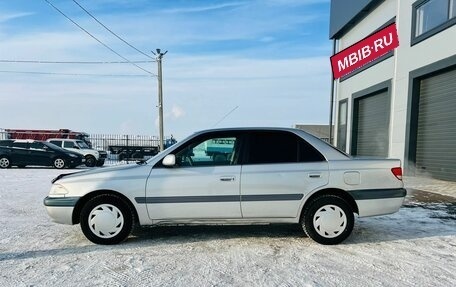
80;194;134;245
0;156;11;168
53;158;66;169
85;155;97;167
301;194;354;245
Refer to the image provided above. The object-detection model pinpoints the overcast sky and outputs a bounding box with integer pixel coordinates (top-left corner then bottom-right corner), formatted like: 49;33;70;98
0;0;331;139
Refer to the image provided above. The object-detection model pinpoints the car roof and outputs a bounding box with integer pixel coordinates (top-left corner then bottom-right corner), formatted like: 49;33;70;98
47;138;79;141
12;139;36;143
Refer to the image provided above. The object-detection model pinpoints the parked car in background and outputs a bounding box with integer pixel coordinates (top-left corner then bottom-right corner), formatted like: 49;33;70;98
44;128;406;245
0;139;84;169
47;139;105;167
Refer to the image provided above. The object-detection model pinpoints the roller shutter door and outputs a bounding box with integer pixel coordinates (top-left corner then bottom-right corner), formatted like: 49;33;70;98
353;90;389;157
416;68;456;181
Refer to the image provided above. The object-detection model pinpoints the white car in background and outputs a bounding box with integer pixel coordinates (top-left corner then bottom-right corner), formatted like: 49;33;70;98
44;128;406;245
47;139;101;167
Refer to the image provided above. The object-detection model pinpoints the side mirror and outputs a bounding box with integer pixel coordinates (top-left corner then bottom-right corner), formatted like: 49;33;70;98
162;154;176;167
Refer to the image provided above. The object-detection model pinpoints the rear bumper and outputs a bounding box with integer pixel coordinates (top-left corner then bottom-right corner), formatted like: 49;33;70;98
349;188;407;217
43;196;79;225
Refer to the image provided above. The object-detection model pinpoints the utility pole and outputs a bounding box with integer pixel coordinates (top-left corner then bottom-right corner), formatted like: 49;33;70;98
153;48;167;151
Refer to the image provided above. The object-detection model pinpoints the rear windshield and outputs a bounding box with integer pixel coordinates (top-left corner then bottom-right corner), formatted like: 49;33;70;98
0;140;13;147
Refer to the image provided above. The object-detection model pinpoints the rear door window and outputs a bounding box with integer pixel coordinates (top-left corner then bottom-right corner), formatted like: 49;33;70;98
245;131;325;164
30;142;46;150
63;141;75;148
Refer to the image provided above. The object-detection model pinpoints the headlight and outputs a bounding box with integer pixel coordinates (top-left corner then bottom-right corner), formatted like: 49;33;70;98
50;184;69;195
69;154;78;158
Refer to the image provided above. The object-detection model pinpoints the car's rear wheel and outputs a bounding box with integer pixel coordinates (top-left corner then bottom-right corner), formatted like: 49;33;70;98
80;194;134;245
85;155;96;167
301;195;354;245
53;158;66;169
0;156;11;168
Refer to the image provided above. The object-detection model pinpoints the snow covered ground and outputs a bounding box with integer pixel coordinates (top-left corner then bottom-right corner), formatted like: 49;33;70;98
1;168;455;287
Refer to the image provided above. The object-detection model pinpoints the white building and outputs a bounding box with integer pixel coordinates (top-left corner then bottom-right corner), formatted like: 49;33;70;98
330;0;456;181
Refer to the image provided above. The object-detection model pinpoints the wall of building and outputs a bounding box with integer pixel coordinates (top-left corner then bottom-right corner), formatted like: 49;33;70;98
333;0;456;166
392;0;456;161
334;0;397;156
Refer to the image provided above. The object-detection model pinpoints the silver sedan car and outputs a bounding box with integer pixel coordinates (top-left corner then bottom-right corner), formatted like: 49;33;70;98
44;128;406;245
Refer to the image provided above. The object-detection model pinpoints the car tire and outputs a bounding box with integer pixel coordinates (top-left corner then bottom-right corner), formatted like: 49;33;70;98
0;156;11;168
53;158;66;169
80;194;134;245
85;155;97;167
96;159;105;167
301;195;354;245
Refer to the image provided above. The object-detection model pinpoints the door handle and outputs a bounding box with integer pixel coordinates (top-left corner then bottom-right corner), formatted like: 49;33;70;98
308;173;321;178
220;176;235;182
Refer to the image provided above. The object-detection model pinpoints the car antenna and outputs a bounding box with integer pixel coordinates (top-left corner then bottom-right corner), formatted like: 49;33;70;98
212;106;239;127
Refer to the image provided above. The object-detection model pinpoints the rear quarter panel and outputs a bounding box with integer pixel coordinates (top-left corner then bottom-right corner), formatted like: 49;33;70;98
326;158;405;217
327;159;403;191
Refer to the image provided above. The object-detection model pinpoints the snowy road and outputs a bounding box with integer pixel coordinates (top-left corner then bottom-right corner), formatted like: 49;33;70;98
1;168;455;287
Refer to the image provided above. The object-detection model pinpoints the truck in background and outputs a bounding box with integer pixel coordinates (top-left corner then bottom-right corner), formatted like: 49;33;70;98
4;129;107;166
101;137;177;161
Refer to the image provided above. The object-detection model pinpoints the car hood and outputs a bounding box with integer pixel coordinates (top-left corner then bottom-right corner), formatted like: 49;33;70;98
52;163;145;183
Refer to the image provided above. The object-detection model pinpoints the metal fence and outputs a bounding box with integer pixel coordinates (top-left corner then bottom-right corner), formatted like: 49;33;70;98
0;129;174;166
89;133;167;165
0;129;7;141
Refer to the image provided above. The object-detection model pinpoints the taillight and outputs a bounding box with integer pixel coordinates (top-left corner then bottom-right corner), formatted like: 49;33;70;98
391;167;402;180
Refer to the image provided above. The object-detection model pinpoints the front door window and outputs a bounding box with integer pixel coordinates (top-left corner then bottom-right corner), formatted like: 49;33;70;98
175;137;239;167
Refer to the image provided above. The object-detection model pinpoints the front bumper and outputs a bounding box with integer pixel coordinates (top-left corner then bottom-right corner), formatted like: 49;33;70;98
349;188;407;217
98;151;108;159
43;196;80;225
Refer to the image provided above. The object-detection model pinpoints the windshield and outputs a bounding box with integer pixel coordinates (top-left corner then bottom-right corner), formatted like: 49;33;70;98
76;140;90;149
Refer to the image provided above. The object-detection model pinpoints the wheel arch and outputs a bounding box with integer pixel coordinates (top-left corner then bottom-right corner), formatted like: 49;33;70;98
72;189;139;225
300;188;359;220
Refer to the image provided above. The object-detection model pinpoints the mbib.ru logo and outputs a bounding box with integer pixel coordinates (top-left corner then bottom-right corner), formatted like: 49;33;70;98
331;23;399;79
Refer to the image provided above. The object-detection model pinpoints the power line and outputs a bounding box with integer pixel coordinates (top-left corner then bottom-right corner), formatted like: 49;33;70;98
43;0;155;76
0;70;152;77
0;59;155;64
72;0;153;60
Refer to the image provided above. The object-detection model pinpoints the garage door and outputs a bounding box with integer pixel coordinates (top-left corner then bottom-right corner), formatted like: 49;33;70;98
416;68;456;181
353;90;389;157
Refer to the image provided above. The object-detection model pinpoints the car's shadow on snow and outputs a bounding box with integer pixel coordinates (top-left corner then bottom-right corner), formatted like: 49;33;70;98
129;224;305;244
130;202;456;246
127;202;456;246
